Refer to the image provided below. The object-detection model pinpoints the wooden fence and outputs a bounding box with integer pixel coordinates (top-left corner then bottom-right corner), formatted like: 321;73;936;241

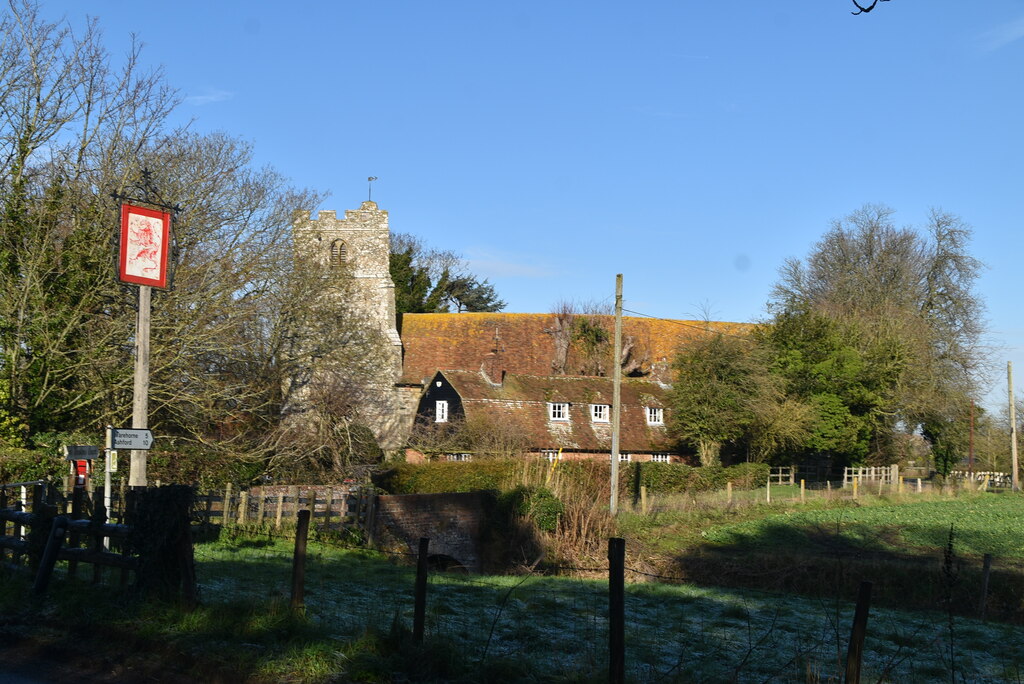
769;467;795;485
843;465;900;487
195;484;373;532
0;483;138;593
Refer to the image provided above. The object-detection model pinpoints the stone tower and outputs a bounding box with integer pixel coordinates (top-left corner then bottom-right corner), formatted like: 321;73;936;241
292;201;406;450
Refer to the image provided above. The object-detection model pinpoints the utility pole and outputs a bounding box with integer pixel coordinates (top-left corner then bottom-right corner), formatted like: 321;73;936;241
969;400;974;477
610;274;623;515
1010;362;1020;492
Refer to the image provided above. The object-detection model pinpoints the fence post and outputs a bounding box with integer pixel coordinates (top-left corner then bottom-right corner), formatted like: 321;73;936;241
290;509;311;612
238;490;248;525
979;553;993;621
289;485;300;524
726;481;732;503
276;493;284;529
32;515;69;596
324;488;333;528
609;537;626;684
256;491;266;527
67;487;84;580
844;581;872;683
766;477;771;503
800;479;805;503
640;485;648;515
224;483;233;526
413;537;430;643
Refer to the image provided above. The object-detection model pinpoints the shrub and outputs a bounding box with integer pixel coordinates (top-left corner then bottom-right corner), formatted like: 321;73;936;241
499;485;564;532
0;447;65;484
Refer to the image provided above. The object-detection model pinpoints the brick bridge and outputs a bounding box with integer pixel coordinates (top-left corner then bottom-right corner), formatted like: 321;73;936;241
371;491;494;573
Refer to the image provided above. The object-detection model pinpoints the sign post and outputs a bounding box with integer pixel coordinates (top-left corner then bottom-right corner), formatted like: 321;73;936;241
118;203;170;488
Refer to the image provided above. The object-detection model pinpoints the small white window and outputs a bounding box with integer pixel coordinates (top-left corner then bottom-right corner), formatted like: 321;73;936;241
618;453;632;463
651;453;671;463
446;453;471;462
548;402;569;421
435;400;449;423
646;407;664;425
541;449;560;462
591;404;610;423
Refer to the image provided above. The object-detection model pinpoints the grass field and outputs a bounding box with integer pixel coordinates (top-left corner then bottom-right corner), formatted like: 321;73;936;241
3;492;1023;682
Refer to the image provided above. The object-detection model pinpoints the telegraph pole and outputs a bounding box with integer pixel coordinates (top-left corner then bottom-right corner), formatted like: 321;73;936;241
1010;362;1020;491
610;274;623;515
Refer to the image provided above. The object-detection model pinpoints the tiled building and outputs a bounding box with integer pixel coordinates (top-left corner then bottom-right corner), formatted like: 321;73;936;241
295;202;746;461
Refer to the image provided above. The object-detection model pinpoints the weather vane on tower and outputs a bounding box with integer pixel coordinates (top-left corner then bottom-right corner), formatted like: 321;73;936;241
368;176;378;202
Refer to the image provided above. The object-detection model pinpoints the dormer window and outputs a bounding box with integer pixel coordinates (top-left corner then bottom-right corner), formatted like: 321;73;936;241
435;400;449;423
548;402;569;422
591;404;610;423
646;407;664;426
330;239;348;266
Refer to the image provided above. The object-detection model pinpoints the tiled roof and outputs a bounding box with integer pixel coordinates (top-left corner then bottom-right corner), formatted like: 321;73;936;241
400;312;750;385
436;369;674;453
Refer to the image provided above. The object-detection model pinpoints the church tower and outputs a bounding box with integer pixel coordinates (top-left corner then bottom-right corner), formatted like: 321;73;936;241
292;201;406;449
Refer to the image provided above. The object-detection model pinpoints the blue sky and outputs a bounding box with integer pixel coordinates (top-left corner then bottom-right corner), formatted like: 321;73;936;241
41;0;1024;410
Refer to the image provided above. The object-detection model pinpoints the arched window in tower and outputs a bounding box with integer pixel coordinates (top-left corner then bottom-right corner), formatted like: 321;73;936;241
330;239;348;267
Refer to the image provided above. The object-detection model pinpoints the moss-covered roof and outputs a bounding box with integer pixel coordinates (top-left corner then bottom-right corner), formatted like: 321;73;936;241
434;369;674;452
400;312;751;385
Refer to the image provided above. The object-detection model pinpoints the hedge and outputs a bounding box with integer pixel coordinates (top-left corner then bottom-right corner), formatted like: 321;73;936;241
373;459;771;497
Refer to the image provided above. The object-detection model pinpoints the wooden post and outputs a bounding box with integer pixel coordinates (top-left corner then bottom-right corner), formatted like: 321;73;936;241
979;553;993;621
917;478;923;494
413;537;430;643
224;483;233;526
289;485;299;525
766;477;771;503
844;581;873;684
726;481;733;503
1010;362;1020;491
790;467;795;485
640;485;648;515
608;537;626;684
32;516;69;596
238;490;248;524
800;479;805;503
853;480;858;499
275;493;284;529
610;274;623;515
898;476;904;494
129;284;151;488
257;491;266;527
290;509;311;611
67;487;84;580
324;488;333;528
877;479;884;497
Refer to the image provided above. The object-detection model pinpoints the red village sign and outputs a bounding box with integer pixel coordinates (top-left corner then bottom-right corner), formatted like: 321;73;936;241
118;203;170;289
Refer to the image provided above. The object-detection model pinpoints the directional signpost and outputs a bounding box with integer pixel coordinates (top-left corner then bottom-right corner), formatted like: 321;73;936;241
111;428;154;451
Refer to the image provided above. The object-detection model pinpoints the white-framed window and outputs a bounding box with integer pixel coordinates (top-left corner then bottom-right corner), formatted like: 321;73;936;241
548;402;569;421
435;400;449;423
646;407;664;425
541;449;561;462
446;453;471;462
618;453;632;463
591;404;610;423
651;453;671;463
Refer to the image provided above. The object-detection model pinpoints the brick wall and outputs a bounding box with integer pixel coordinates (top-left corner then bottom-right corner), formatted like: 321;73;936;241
373;491;494;572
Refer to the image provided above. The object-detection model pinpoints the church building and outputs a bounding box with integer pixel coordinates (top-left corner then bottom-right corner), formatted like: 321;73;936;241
293;201;747;463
